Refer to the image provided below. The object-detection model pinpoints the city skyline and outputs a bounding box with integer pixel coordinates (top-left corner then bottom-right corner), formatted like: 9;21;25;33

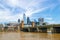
0;0;60;24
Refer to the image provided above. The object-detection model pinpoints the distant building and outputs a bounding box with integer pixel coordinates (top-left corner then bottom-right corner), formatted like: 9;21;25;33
23;14;27;24
18;19;20;23
34;19;37;26
27;17;30;25
38;18;44;26
34;19;37;23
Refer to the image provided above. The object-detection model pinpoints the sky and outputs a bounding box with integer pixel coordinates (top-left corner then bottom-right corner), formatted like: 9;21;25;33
0;0;60;24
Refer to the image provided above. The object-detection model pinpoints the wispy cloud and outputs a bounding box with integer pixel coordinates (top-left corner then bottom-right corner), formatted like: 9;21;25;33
25;7;49;17
0;0;60;24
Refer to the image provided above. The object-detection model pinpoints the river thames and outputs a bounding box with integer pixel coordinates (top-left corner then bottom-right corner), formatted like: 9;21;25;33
0;32;60;40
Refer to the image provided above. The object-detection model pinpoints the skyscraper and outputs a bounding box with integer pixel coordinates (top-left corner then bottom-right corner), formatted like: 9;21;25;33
18;19;20;23
23;14;27;24
38;18;44;25
34;19;37;23
34;19;37;25
27;17;30;25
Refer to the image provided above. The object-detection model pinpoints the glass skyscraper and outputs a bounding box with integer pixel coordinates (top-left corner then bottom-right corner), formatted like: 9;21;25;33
23;14;27;24
38;18;44;25
18;19;20;23
27;17;30;25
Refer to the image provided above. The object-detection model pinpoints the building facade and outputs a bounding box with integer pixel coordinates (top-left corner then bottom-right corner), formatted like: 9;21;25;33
27;17;30;25
23;14;27;24
38;18;44;26
18;19;20;24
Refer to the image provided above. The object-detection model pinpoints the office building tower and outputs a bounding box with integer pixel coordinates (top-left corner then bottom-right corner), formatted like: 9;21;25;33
23;14;27;24
27;17;30;25
34;19;37;23
18;19;20;23
34;19;37;25
38;18;44;25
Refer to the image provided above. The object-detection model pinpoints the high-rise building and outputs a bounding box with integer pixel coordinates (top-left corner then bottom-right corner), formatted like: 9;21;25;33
34;19;37;25
38;18;44;25
23;14;27;24
34;19;37;23
18;19;20;23
27;17;30;25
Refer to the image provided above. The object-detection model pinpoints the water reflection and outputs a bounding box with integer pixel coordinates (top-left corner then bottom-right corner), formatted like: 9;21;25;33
0;32;60;40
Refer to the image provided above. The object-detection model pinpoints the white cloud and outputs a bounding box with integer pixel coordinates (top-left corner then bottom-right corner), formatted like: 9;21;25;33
0;10;23;23
45;17;53;20
0;0;59;23
25;7;49;17
5;0;19;7
48;21;56;24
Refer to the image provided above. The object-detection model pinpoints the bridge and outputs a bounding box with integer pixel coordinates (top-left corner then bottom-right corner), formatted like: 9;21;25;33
1;21;60;33
20;24;60;33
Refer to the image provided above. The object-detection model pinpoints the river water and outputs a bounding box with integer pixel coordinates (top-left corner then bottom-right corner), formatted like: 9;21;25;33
0;32;60;40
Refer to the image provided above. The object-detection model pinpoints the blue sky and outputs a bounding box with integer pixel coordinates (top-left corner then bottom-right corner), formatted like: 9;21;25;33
0;0;60;24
